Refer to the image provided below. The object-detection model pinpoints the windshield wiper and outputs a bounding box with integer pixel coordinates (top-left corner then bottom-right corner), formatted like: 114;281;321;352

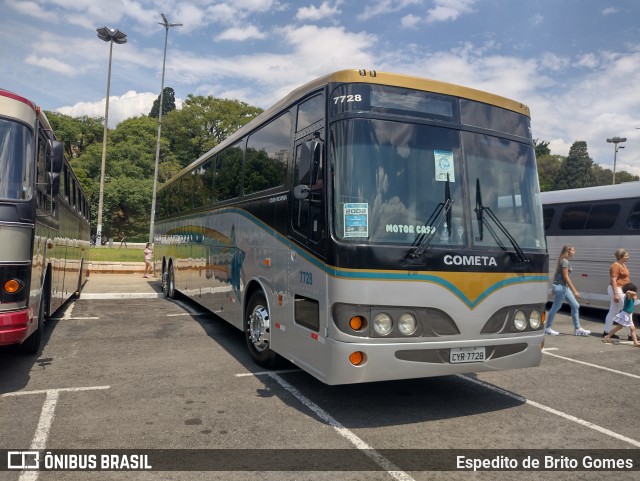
474;178;528;263
406;175;453;259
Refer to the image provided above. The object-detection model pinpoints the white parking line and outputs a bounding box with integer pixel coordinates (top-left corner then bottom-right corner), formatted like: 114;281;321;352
3;386;110;481
262;372;415;481
459;375;640;448
543;350;640;380
48;302;99;321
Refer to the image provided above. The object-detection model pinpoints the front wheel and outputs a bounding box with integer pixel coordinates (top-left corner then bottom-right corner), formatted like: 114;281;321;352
245;292;277;367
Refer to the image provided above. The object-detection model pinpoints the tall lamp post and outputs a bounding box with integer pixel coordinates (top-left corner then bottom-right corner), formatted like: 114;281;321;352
149;13;182;244
96;27;127;247
606;136;627;185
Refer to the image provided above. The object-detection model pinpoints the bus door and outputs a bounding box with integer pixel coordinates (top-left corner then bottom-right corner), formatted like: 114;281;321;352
287;135;329;374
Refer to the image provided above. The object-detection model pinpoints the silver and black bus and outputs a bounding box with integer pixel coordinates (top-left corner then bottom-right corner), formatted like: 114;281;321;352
0;89;90;353
155;69;548;385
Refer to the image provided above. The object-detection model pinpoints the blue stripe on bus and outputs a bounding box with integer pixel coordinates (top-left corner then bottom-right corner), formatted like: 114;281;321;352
165;207;548;309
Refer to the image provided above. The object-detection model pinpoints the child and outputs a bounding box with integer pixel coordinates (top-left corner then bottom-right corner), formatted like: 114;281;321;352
603;282;640;346
143;243;153;279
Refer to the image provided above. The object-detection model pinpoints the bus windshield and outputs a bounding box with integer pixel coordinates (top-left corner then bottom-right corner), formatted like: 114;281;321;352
0;118;33;200
330;118;545;251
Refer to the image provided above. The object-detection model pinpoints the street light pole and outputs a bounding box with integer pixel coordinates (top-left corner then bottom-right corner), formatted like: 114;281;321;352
149;13;182;245
96;27;127;247
606;136;627;185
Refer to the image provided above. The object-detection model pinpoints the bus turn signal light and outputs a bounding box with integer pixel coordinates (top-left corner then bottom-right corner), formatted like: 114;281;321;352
349;351;366;366
349;316;366;331
3;279;21;294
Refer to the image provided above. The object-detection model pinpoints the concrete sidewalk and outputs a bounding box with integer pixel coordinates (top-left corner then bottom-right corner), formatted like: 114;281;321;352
80;272;163;299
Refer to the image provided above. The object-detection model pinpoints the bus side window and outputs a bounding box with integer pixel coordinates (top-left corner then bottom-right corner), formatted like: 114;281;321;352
292;140;325;243
627;202;640;230
543;207;554;231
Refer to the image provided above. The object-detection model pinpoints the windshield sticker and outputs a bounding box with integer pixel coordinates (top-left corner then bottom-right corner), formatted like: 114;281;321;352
344;203;369;238
434;150;455;182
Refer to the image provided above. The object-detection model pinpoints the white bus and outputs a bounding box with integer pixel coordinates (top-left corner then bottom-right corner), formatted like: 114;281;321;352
154;69;548;385
541;183;640;311
0;89;90;353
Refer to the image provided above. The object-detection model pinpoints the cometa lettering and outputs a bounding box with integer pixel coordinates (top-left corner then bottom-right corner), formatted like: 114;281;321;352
444;254;498;267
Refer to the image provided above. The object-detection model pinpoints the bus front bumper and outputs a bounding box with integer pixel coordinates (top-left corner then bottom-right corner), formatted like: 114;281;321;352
0;309;32;346
296;334;545;385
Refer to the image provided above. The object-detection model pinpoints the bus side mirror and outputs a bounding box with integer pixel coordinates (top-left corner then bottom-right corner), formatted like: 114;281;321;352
293;184;310;200
47;172;60;197
47;141;64;174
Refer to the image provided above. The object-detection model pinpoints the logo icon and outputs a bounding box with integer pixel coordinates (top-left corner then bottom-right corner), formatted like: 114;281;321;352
7;451;40;470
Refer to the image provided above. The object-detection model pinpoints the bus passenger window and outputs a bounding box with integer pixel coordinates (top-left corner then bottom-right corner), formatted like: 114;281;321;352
543;207;554;231
296;94;324;132
627;202;640;230
559;205;589;230
585;204;619;229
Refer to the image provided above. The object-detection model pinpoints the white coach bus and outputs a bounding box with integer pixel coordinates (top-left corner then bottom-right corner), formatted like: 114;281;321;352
541;183;640;310
154;69;548;385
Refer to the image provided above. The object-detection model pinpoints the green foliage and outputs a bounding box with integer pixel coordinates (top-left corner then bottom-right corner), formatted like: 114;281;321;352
536;154;565;192
149;87;177;118
46;111;105;159
535;139;638;191
552;141;596;190
533;139;551;157
89;246;148;262
162;95;263;168
63;93;262;242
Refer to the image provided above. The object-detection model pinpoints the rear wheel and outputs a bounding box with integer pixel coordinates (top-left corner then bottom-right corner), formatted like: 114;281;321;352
164;264;176;299
245;291;277;367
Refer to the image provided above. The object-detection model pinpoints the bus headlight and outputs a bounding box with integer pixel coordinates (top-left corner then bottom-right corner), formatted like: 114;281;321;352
373;313;393;335
398;313;417;335
529;310;542;330
513;310;527;331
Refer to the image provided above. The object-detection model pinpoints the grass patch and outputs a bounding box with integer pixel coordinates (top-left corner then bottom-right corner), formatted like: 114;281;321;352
88;247;146;262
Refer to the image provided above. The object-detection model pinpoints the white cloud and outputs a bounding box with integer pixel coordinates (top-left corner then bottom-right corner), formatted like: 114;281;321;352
25;55;76;75
358;0;423;21
540;52;570;72
57;91;158;127
215;25;266;41
531;14;544;26
6;0;50;19
401;13;421;28
425;0;477;23
296;2;341;21
602;8;618;15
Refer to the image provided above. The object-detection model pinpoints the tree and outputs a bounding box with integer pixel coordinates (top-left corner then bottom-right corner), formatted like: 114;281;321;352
162;95;263;168
533;139;551;158
149;87;176;118
536;154;565;191
552;141;596;190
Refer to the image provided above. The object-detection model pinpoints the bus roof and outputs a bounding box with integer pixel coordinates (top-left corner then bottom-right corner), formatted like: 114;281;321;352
0;88;36;111
161;69;532;190
540;182;640;204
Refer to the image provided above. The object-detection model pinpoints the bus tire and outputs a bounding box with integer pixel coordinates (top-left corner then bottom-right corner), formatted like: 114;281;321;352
164;264;176;299
20;299;44;355
245;291;277;367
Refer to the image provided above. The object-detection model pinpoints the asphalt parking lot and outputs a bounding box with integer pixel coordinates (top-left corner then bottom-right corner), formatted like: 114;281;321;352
1;274;639;480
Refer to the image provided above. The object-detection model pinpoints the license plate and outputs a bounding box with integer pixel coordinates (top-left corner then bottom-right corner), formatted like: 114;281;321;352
450;346;485;364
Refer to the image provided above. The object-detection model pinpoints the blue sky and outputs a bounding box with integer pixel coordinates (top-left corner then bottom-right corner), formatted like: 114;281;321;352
2;0;639;176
